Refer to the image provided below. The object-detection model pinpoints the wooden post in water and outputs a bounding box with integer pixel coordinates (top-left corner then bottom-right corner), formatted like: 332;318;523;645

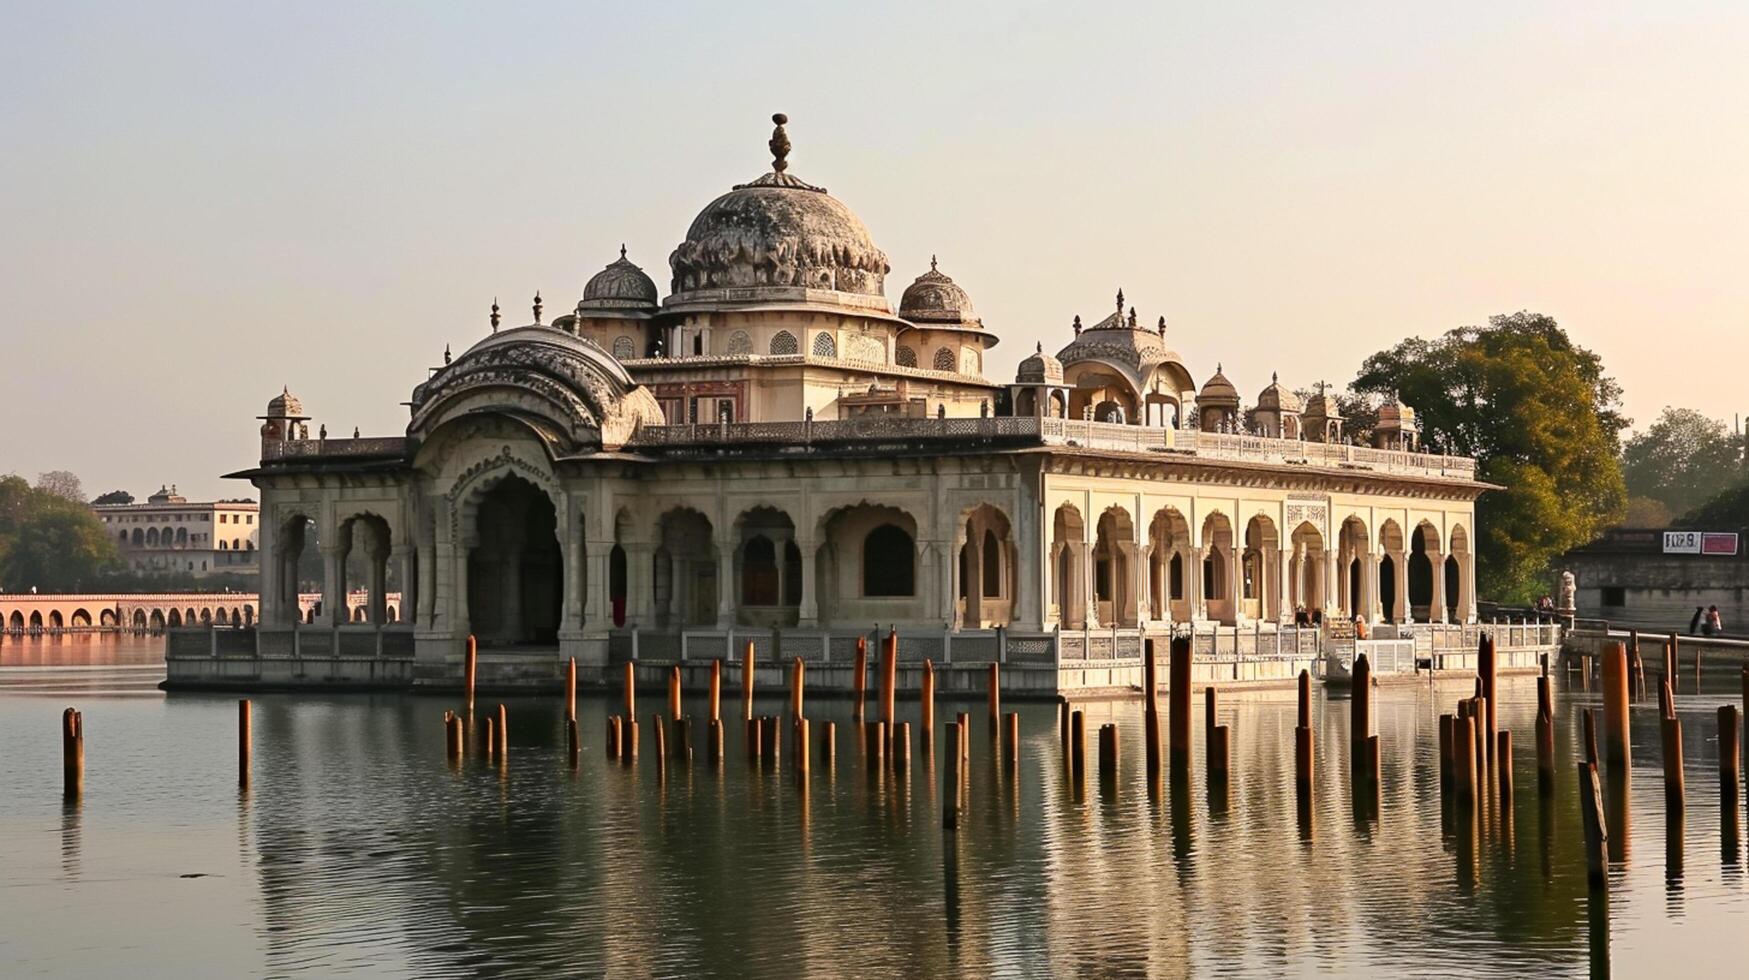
495;703;508;760
451;712;466;763
1496;730;1514;806
1143;640;1162;778
1453;714;1477;805
893;721;911;773
742;640;755;722
238;699;252;789
1205;686;1229;784
483;715;496;763
790;657;805;723
1004;712;1020;771
1536;676;1555;793
1721;706;1741;798
1297;669;1311;730
1479;633;1497;763
988;662;1001;733
652;714;668;777
668;665;683;726
765;715;782;767
568;717;580;769
1169;635;1193;766
709;659;721;724
673;716;691;763
1601;641;1631;773
623;716;638;762
566;657;577;722
607;715;621;759
1661;715;1685;809
62;707;83;800
1070;709;1087;783
1098;723;1120;786
796;717;811;783
921;660;935;752
957;711;970;767
881;629;898;744
706;718;723;765
1578;761;1610;889
464;634;477;712
623;661;636;721
821;720;836;768
1352;653;1372;747
867;720;886;768
943;720;963;829
852;635;868;720
1295;723;1314;799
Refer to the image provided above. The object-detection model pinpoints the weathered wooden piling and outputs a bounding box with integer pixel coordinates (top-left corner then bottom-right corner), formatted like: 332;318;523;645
1351;653;1372;751
921;660;935;750
881;629;898;740
495;703;508;760
568;717;580;768
464;634;477;711
746;718;760;763
1059;701;1071;761
483;715;496;763
652;714;668;776
1205;686;1229;784
893;721;911;772
1721;705;1741;794
607;715;621;759
1143;640;1162;777
451;712;467;762
943;721;963;829
1578;761;1610;889
763;715;782;766
742;640;755;722
1478;634;1497;763
988;662;1001;731
1169;635;1193;764
565;657;577;721
707;718;723;765
957;711;970;766
1661;715;1685;808
444;711;458;761
709;659;721;723
623;661;636;720
790;657;805;722
821;720;837;768
1453;714;1477;804
1004;712;1020;771
623;717;638;762
1536;676;1555;792
62;707;83;799
866;720;886;768
1098;723;1120;787
1295;724;1314;797
668;665;683;725
1297;669;1311;729
674;716;692;762
795;718;811;782
853;635;868;719
238;698;252;788
1496;730;1514;804
1601;641;1631;772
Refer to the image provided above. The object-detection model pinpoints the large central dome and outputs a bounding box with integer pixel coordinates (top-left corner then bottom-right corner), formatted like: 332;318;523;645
668;114;890;305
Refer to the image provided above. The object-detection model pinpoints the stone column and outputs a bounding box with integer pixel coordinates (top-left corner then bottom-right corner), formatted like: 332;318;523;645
1428;550;1447;623
797;537;819;627
1187;545;1206;623
584;539;613;637
563;533;585;634
368;542;390;624
625;542;653;626
1134;543;1152;625
1365;551;1383;623
321;544;346;627
1392;551;1409;623
960;526;978;630
1081;539;1099;629
415;539;434;628
1278;547;1294;622
773;528;793;616
258;516;280;625
1229;542;1245;624
715;535;736;628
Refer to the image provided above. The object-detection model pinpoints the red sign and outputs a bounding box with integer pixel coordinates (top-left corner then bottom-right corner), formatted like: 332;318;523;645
1701;532;1739;556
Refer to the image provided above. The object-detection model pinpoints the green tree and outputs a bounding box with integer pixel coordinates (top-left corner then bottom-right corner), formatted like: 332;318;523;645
91;489;135;506
0;473;120;591
1621;407;1744;516
35;470;84;503
1352;311;1627;603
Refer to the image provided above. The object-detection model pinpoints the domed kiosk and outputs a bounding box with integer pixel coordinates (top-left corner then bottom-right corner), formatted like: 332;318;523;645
1056;291;1198;426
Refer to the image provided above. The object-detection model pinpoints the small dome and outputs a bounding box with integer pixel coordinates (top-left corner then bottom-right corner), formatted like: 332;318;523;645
1304;385;1343;420
1256;373;1302;413
581;246;658;313
265;387;305;418
1378;398;1418;429
1199;364;1240;407
900;257;978;326
1016;342;1063;385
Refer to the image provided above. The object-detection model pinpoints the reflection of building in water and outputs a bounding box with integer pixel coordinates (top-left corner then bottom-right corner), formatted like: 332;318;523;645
92;484;260;578
222;114;1488;687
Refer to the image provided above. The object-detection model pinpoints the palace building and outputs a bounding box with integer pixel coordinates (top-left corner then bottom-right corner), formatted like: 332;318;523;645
208;114;1490;691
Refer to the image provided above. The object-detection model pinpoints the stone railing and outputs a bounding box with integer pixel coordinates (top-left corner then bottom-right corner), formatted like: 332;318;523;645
261;437;409;461
633;416;1478;479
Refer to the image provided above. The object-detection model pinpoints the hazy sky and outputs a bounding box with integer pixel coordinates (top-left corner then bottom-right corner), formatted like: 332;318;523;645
3;1;1746;500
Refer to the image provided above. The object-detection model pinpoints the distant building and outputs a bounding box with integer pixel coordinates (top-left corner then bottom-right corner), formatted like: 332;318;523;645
93;485;260;578
1562;527;1746;632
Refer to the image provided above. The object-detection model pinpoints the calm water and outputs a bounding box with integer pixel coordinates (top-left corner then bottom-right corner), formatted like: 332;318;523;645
1;634;1746;977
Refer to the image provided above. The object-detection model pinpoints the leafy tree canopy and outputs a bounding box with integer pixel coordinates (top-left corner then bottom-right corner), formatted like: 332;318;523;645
91;489;135;506
1352;311;1627;603
1622;407;1745;516
35;470;84;503
0;474;119;591
1674;478;1749;530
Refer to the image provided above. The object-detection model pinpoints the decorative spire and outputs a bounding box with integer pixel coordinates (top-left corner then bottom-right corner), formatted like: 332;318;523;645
1115;288;1125;313
1073;315;1083;336
1272;371;1279;385
1157;316;1167;336
1217;362;1224;374
1127;306;1137;328
1036;341;1043;353
769;112;791;173
443;343;451;365
532;291;543;324
930;254;938;272
619;243;627;260
490;298;500;332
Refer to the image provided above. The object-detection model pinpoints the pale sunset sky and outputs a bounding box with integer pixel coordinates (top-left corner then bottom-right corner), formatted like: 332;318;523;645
2;1;1745;500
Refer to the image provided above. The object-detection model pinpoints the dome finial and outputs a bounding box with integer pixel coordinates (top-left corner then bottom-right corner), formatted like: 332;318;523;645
1217;362;1224;374
443;343;451;365
1272;370;1279;384
532;291;543;325
769;113;791;173
619;243;627;260
1036;341;1043;354
1157;315;1166;336
1073;315;1083;335
930;254;937;272
1115;288;1125;312
490;297;500;332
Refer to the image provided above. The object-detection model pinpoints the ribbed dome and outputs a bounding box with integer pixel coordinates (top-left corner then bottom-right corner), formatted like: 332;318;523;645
1256;373;1302;413
668;115;889;301
1056;292;1187;388
1378;399;1418;427
265;387;305;418
1016;342;1063;384
581;246;658;313
1199;364;1240;407
900;257;978;325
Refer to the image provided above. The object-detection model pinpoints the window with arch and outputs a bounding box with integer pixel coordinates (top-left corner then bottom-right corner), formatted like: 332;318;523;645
933;347;956;372
770;330;798;355
982;530;1001;597
611;336;636;360
862;524;915;597
895;345;917;367
812;332;837;358
741;536;778;606
724;330;752;355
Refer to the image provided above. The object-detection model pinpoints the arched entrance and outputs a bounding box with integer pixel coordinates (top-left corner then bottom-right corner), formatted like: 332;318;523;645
1201;513;1236;625
654;508;716;629
468;474;563;646
1242;515;1279;621
1094;507;1138;627
959;504;1014;628
1148;508;1191;623
1050;505;1087;628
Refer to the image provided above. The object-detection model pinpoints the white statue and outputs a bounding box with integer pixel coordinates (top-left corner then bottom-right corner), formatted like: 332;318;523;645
1558;570;1576;613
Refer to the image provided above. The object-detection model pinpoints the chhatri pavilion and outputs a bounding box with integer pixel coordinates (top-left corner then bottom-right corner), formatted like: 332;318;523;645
206;114;1492;691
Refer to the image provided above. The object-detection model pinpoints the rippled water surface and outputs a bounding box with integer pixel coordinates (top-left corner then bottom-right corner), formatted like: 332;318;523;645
3;633;1748;977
